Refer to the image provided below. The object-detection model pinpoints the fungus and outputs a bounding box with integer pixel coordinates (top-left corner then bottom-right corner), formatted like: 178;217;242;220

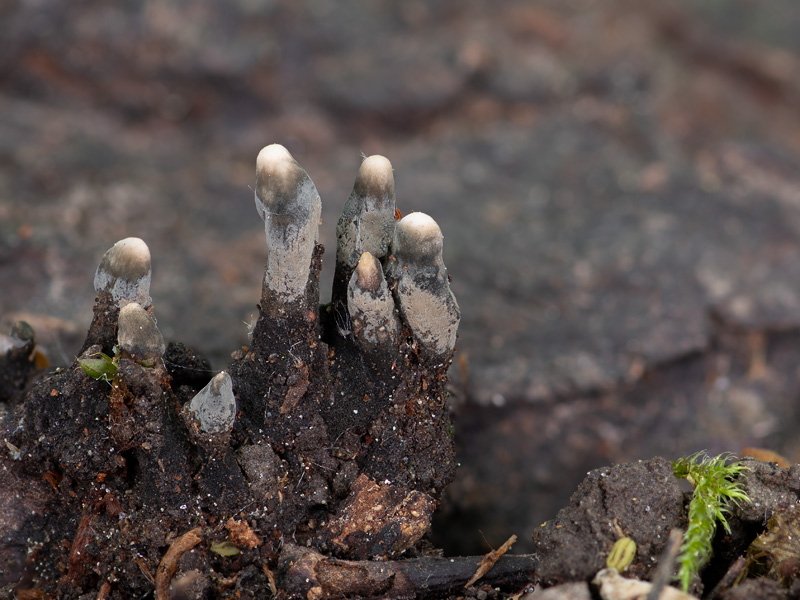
333;155;396;304
9;321;35;349
187;371;236;435
93;237;152;307
255;144;322;302
1;144;467;598
388;212;461;355
347;252;399;348
117;302;165;361
0;321;35;354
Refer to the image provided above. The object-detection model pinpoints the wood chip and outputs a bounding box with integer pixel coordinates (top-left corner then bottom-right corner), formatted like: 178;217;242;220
263;563;278;597
226;518;261;549
741;446;792;468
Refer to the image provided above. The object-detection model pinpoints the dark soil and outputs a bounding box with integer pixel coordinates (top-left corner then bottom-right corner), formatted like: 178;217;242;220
0;153;466;597
3;1;800;598
4;302;800;599
3;171;800;598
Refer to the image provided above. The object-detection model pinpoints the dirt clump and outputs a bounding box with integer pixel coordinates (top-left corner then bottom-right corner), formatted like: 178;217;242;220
0;147;464;599
4;148;800;600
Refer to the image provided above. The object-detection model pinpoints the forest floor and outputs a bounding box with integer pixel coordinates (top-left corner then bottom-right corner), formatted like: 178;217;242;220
2;0;800;574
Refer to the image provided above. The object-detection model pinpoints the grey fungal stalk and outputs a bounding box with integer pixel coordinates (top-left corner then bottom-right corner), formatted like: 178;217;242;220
388;212;461;356
255;144;322;304
333;155;396;307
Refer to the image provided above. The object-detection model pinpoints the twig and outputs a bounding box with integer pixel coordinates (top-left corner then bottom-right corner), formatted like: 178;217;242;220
155;528;203;600
95;581;112;600
280;543;534;599
707;557;747;600
465;534;518;588
646;529;683;600
66;514;93;583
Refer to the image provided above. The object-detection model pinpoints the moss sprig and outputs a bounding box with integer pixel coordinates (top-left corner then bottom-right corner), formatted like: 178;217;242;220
672;451;750;592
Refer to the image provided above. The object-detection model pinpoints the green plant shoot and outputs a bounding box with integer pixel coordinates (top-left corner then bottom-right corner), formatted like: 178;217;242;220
78;352;117;382
672;451;750;592
210;540;241;557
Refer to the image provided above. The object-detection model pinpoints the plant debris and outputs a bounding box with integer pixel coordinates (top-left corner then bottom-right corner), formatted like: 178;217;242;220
465;534;518;588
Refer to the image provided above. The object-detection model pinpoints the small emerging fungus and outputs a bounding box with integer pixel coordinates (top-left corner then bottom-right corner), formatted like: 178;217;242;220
117;302;165;361
9;321;35;348
347;252;399;348
188;371;236;434
389;212;461;356
0;321;35;354
93;237;152;307
255;144;322;302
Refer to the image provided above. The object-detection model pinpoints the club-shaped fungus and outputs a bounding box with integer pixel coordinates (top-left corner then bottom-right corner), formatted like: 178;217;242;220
188;371;236;434
335;155;396;276
0;321;35;353
347;252;399;348
93;237;152;307
389;212;461;355
255;144;322;302
117;302;165;362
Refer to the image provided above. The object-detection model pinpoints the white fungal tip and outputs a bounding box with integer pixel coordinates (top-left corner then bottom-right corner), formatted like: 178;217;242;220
255;144;308;216
257;143;294;166
354;155;394;202
188;372;236;434
394;213;443;264
117;302;165;361
94;237;152;307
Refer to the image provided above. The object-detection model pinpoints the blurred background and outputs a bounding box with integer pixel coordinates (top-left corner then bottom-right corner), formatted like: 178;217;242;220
2;0;800;554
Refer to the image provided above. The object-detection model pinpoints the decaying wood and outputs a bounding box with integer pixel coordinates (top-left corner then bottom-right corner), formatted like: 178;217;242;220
317;473;435;559
279;543;534;599
95;581;112;600
708;557;747;600
226;518;261;550
65;514;94;583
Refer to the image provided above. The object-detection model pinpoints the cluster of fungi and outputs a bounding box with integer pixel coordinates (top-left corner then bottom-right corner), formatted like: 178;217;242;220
0;145;498;599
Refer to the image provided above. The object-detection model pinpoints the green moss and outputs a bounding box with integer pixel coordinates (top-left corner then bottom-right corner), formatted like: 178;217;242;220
672;451;750;591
